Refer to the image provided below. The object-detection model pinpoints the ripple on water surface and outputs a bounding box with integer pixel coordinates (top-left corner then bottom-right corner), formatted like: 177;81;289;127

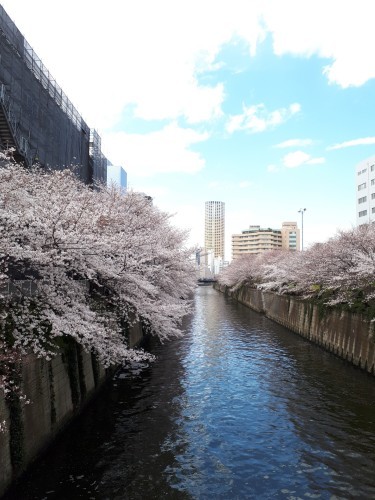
3;286;375;499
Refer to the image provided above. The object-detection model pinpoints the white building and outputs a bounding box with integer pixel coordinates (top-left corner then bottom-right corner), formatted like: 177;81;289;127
196;247;228;278
356;156;375;225
204;201;225;260
196;248;214;279
107;165;127;192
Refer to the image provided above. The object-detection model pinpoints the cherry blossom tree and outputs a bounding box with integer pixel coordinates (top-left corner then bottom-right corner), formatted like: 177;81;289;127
0;154;196;400
219;224;375;309
219;250;293;292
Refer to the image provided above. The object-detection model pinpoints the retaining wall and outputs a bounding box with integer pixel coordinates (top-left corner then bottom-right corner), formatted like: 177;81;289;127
0;322;144;497
216;284;375;375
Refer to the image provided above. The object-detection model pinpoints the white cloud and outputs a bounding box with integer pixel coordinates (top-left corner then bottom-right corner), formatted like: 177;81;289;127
283;151;310;168
263;0;375;88
0;0;265;130
208;181;222;189
307;157;325;165
102;122;209;177
167;204;204;248
238;181;252;188
328;137;375;150
208;180;253;190
131;185;169;199
274;139;313;149
304;222;352;249
226;102;300;134
283;151;325;168
267;164;279;173
289;103;301;114
3;0;375;140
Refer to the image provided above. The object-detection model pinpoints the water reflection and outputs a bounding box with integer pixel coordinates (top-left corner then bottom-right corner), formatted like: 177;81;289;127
3;286;375;499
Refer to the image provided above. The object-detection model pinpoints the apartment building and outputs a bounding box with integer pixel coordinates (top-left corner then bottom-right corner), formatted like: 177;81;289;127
205;201;225;260
232;222;300;259
356;156;375;225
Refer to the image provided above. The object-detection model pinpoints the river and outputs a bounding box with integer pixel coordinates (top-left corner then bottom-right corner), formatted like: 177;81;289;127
3;286;375;499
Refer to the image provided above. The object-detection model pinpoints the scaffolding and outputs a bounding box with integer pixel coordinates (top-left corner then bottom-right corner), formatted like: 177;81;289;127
0;5;107;184
90;129;107;185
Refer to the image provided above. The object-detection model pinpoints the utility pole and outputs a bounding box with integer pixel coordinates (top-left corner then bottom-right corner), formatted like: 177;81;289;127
298;208;306;251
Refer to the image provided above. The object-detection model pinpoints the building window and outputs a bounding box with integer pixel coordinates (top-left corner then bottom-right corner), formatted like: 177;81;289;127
371;165;375;172
359;210;368;217
358;196;367;204
358;183;366;191
372;207;375;214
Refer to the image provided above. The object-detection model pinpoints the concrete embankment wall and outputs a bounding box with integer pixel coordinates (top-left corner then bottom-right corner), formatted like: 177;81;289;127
215;284;375;376
0;324;144;497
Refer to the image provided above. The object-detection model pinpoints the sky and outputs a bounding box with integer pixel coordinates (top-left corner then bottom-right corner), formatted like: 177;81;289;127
2;0;375;259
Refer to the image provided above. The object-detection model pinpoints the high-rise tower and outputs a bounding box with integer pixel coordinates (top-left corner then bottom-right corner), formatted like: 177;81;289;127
205;201;225;260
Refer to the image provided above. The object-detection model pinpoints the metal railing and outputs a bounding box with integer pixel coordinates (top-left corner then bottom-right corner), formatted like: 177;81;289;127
0;82;33;167
0;6;85;133
23;42;84;131
0;279;90;298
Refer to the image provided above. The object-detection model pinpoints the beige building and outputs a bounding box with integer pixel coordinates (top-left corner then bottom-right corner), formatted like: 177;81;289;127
205;201;225;260
281;221;300;251
232;222;300;259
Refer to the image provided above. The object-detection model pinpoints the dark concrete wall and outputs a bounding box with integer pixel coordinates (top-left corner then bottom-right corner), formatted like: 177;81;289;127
0;398;11;495
216;284;375;375
0;321;145;497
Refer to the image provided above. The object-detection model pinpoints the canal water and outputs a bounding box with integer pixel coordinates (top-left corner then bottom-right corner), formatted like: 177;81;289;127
4;286;375;499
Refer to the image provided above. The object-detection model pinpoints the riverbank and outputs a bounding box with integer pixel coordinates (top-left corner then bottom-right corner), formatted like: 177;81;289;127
215;283;375;376
0;321;145;498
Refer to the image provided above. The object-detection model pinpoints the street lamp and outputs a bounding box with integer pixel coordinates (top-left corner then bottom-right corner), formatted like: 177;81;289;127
298;208;306;251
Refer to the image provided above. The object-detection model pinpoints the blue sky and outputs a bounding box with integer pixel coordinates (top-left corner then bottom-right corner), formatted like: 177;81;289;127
3;0;375;259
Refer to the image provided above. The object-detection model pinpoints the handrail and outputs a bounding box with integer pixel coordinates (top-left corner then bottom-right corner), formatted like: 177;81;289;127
0;279;90;297
0;6;86;133
0;82;33;167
